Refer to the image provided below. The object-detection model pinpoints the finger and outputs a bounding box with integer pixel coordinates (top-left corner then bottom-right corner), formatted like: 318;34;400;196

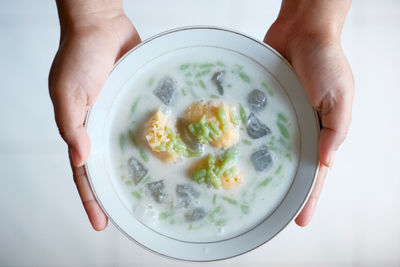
318;90;353;167
70;150;108;231
296;45;354;168
52;83;92;167
295;163;328;227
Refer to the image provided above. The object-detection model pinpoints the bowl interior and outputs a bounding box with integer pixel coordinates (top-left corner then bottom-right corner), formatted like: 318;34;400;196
85;26;319;261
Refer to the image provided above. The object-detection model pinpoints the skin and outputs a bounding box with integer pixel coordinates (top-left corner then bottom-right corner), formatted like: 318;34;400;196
265;0;354;226
49;0;354;230
49;0;140;230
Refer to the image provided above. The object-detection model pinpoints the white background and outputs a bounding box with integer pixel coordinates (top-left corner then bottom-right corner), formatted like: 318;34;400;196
1;0;399;266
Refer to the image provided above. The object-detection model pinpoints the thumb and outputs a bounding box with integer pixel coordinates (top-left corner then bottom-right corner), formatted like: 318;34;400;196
61;120;91;168
48;32;118;166
51;81;91;167
49;51;99;167
318;93;352;167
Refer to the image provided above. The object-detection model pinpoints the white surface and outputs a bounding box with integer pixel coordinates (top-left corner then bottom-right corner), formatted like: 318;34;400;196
0;0;399;266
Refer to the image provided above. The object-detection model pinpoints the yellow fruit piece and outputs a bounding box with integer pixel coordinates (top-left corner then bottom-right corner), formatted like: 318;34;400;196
145;109;178;163
221;172;242;189
184;101;238;148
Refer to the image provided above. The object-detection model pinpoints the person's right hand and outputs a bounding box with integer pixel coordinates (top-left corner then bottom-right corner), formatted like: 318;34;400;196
264;0;354;227
49;4;140;230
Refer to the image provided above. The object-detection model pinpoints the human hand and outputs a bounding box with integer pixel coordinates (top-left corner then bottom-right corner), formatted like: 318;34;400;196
49;1;140;230
264;0;354;226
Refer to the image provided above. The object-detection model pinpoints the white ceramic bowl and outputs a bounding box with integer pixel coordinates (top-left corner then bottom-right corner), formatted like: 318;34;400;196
85;26;319;261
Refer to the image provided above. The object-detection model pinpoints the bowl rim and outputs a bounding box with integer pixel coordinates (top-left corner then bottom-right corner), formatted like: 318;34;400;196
85;25;320;262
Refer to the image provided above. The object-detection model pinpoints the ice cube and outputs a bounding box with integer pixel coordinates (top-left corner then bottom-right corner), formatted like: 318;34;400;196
146;180;166;203
246;113;271;139
153;77;177;105
247;89;267;111
128;157;148;185
176;184;200;208
251;145;273;172
184;207;206;222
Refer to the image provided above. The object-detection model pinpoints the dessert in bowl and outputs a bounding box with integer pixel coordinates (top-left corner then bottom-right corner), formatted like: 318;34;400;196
85;26;319;261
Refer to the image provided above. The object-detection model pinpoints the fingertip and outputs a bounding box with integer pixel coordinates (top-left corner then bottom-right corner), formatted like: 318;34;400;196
295;203;314;227
294;218;306;227
295;164;328;228
92;217;108;232
295;212;312;227
85;200;108;231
